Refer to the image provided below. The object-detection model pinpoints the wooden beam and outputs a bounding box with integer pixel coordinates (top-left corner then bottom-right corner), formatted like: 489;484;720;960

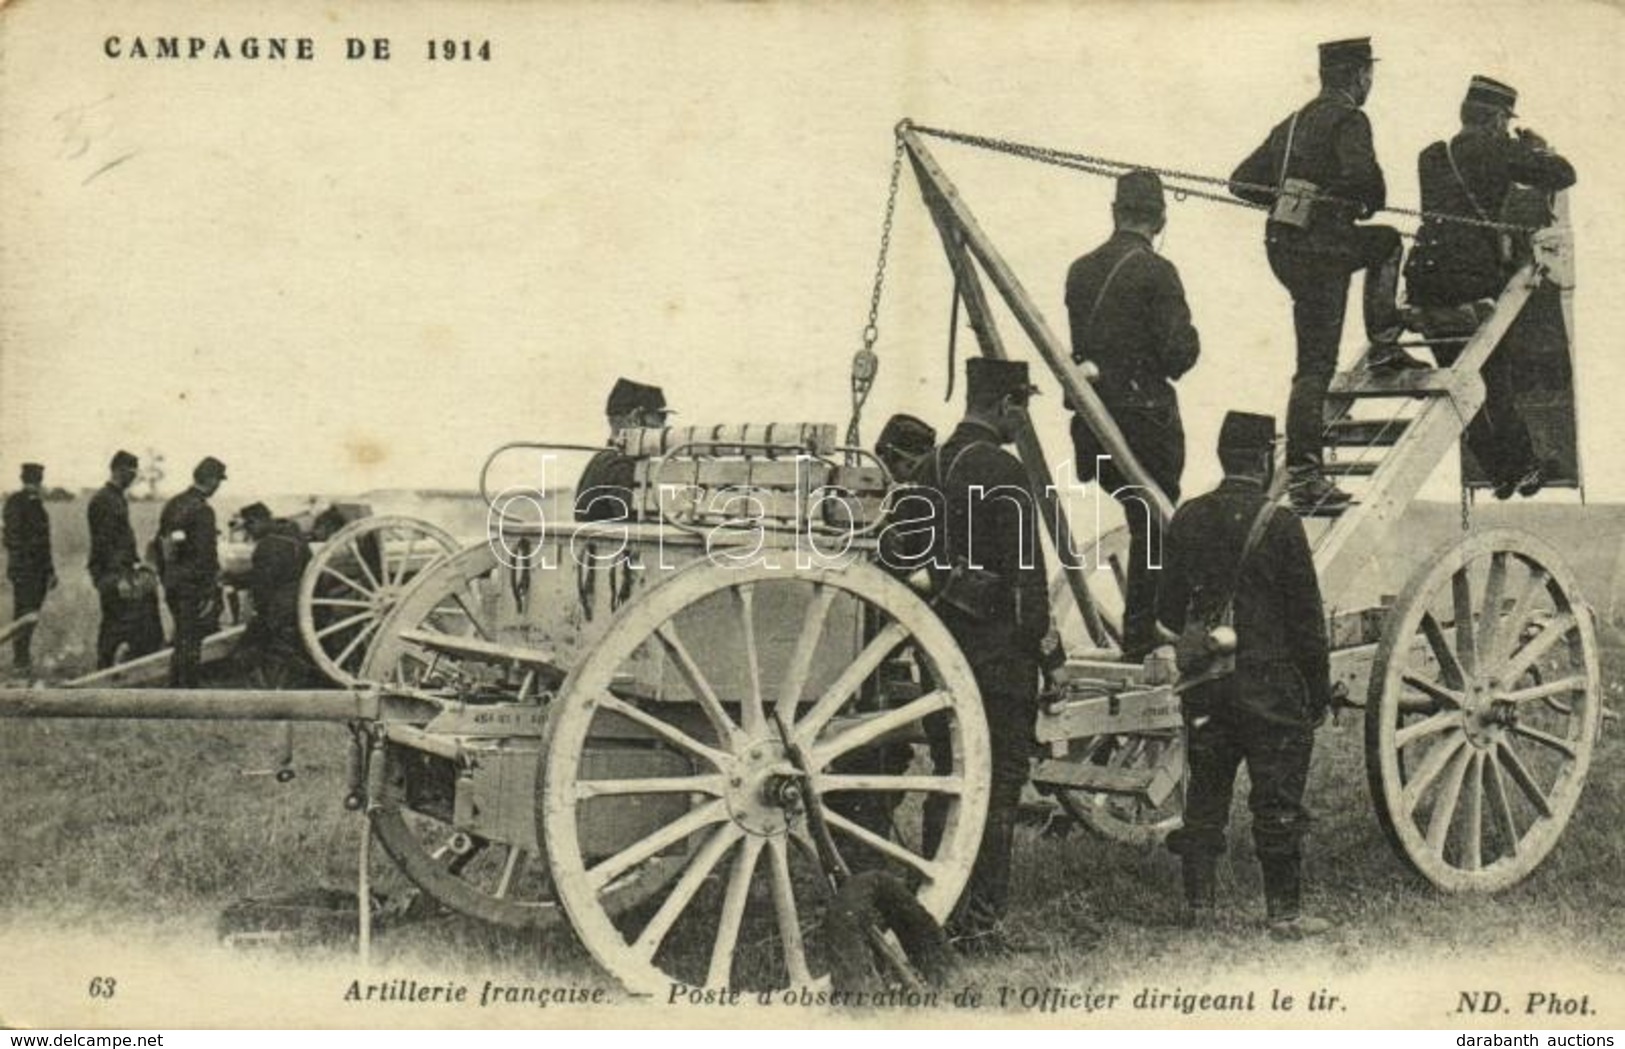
901;127;1175;524
914;177;1115;647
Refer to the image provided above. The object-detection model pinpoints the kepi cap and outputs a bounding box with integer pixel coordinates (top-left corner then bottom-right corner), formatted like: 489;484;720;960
193;456;228;483
110;449;139;471
1114;169;1165;214
20;462;43;484
1319;36;1376;69
1217;411;1278;454
876;414;937;460
605;378;672;418
239;502;272;523
1465;75;1517;116
966;358;1040;403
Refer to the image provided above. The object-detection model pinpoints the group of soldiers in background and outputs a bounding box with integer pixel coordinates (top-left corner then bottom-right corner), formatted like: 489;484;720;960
2;451;312;689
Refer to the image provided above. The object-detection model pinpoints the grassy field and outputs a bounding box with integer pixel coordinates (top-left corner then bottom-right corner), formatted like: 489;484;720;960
1;497;1622;1025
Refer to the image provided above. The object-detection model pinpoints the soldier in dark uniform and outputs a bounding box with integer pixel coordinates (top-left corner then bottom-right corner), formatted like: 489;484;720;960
575;378;674;522
88;450;163;668
1230;37;1425;510
1066;169;1200;660
157;456;227;687
2;462;56;676
874;413;937;484
237;502;312;688
920;357;1052;950
1157;412;1333;939
1406;76;1577;499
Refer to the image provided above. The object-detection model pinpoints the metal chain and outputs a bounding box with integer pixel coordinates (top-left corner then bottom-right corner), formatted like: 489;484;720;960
911;123;1543;236
846;121;909;452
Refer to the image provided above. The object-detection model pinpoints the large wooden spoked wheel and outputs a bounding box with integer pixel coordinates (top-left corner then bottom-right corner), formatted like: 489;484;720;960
299;515;460;685
541;560;990;994
361;541;560;928
1055;732;1184;847
1366;528;1601;892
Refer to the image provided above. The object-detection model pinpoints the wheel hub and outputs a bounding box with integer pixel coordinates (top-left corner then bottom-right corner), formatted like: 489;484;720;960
723;740;798;837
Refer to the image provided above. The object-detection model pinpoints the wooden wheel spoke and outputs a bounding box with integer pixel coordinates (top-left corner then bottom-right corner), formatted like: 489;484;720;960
1494;740;1555;820
574;775;728;800
448;590;494;640
320;565;373;599
495;847;524;899
333;618;381;668
736;584;766;737
1420;613;1466;690
311;597;373;610
587;798;729;892
633;825;743;961
655;620;740;747
1425;744;1473;855
822;809;942;880
1463;752;1485;871
1499;674;1587;706
777;585;836;719
348;541;385;592
707;835;764;988
1496;567;1552;667
1476;552;1509;667
815;773;963;794
314;609;374;640
394;533;418;588
766;835;812;985
1483;753;1521;857
1400;730;1467;814
809;690;951;767
1394;709;1460;750
1452;568;1478;679
1508;722;1579;760
794;621;913;744
1499;612;1577;686
597;695;731;769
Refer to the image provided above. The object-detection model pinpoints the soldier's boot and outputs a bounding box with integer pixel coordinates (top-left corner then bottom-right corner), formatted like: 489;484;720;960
1179;853;1218;928
1260;856;1331;941
1287;466;1353;511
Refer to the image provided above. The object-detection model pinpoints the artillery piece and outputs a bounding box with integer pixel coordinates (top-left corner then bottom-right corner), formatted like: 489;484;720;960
0;121;1608;996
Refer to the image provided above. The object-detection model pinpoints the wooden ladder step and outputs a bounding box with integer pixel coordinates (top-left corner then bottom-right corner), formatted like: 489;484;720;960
1323;417;1410;447
1322;460;1381;477
1291;500;1360;519
1030;758;1156;797
1327;369;1455;399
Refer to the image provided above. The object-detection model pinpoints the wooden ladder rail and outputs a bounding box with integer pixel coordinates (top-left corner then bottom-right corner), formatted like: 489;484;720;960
1312;195;1573;606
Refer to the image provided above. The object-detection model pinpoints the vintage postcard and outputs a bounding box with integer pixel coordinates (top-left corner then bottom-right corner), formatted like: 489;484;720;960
1;0;1622;1033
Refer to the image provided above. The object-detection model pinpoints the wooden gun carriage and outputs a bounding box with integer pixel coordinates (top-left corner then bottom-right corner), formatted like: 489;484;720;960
0;121;1607;995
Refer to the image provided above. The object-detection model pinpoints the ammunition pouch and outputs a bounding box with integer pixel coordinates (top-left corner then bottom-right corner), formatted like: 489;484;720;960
1173;612;1236;682
1270;177;1319;230
934;557;1005;622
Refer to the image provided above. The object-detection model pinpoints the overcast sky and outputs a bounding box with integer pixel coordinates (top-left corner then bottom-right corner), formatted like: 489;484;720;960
2;0;1621;518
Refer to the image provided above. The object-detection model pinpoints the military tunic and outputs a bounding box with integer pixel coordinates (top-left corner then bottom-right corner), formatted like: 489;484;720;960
242;519;312;687
1231;89;1404;470
1406;128;1577;489
1065;228;1200;657
923;419;1051;936
574;448;639;522
88;482;163;668
1156;477;1329;871
157;487;221;687
2;488;54;671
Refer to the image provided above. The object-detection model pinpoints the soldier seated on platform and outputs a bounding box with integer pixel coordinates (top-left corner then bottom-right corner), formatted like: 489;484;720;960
1404;75;1576;500
574;378;675;523
237;502;313;689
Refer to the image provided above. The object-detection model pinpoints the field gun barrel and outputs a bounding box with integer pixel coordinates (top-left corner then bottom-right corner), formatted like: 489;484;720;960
0;686;441;724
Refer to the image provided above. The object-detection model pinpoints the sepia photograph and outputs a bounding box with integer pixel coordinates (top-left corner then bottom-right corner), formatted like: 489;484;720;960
0;0;1621;1033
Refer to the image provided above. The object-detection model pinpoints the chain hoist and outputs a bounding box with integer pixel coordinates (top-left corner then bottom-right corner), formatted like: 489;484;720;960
845;121;909;455
911;123;1546;239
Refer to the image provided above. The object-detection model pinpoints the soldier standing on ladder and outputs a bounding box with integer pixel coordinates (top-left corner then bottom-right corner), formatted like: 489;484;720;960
1229;37;1426;511
1065;169;1200;661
